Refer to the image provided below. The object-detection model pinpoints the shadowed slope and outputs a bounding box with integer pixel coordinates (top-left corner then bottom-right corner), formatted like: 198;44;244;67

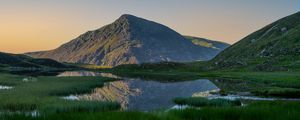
26;14;225;66
212;12;300;71
0;52;67;68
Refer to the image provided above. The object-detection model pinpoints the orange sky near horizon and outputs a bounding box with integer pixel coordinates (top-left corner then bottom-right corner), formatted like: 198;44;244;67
0;0;299;53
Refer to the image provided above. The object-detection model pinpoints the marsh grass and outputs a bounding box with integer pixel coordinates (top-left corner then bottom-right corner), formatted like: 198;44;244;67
40;101;120;113
0;70;299;119
1;101;299;120
0;112;173;120
252;87;300;98
173;97;241;107
0;73;120;112
209;72;300;98
168;101;300;120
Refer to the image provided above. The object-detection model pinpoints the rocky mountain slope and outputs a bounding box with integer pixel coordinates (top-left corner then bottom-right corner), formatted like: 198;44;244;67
212;12;300;71
26;14;228;66
185;36;230;52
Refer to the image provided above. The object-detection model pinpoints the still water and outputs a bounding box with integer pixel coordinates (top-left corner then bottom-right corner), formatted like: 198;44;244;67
57;71;120;78
58;71;219;111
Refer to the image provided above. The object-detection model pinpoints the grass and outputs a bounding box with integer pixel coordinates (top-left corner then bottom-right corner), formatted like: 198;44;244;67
173;97;241;107
0;52;73;69
168;101;300;120
40;101;120;113
1;61;300;119
0;70;299;119
252;87;300;98
209;12;300;72
1;101;299;120
0;112;171;120
205;72;300;98
0;73;120;113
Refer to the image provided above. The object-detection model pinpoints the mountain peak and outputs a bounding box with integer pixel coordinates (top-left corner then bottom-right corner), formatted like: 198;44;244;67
117;14;140;21
119;14;137;18
26;14;225;66
116;14;147;24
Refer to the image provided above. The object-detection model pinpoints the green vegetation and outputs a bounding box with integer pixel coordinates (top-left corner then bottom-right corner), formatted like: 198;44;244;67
252;88;300;98
202;72;300;98
111;63;300;98
211;12;300;71
173;97;241;107
1;69;298;119
1;101;299;120
0;73;120;113
0;62;299;119
167;101;300;120
0;52;71;69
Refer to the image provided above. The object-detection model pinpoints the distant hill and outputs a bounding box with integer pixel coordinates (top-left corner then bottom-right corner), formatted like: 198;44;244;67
212;12;300;71
0;52;68;68
184;36;230;51
26;14;228;67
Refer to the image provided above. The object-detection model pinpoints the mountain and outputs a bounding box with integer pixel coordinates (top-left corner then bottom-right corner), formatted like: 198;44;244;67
212;12;300;71
26;14;227;67
0;52;68;68
184;36;230;51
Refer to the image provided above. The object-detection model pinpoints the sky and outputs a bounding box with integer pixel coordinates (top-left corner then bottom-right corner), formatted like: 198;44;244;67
0;0;299;53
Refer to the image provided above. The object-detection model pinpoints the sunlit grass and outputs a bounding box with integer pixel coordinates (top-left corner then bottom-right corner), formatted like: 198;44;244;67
0;73;120;112
1;101;299;120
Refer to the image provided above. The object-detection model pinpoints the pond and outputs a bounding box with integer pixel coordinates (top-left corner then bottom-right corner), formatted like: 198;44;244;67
65;79;219;111
59;71;219;111
86;79;218;111
44;71;300;110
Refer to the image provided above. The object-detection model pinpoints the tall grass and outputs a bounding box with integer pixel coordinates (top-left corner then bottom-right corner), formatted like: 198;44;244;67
168;101;300;120
252;87;300;98
0;73;120;112
173;97;241;107
40;101;120;113
1;101;299;120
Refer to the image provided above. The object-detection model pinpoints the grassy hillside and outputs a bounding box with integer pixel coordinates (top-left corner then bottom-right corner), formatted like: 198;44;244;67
211;12;300;71
0;52;69;69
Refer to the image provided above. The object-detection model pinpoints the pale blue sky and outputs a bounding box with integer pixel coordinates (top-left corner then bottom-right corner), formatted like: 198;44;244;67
0;0;299;53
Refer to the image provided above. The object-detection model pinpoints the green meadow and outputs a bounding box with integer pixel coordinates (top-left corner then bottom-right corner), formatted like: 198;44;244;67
1;62;300;119
0;73;120;113
1;101;299;120
0;67;299;120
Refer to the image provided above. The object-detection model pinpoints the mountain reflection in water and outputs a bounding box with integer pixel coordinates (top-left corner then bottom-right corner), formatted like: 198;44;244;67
77;79;219;111
58;71;219;111
57;71;120;78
